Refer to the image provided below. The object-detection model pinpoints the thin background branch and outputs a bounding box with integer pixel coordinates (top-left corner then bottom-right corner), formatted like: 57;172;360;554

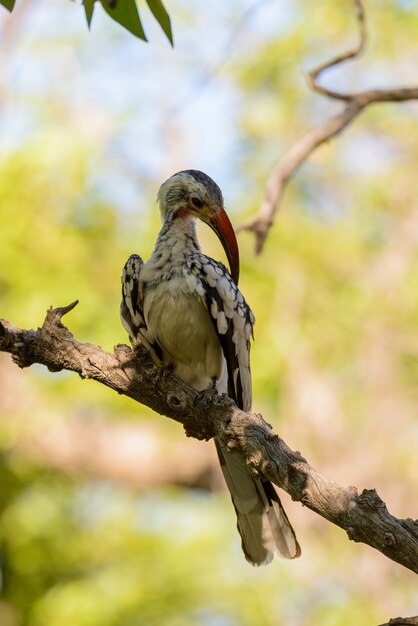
237;0;418;254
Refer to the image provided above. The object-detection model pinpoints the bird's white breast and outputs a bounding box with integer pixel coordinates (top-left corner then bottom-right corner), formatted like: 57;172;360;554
142;272;224;391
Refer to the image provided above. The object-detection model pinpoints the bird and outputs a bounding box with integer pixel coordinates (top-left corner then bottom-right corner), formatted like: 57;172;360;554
120;169;300;565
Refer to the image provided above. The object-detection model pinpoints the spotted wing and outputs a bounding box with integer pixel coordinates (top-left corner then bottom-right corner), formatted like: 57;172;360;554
187;255;254;412
120;254;163;365
121;254;145;343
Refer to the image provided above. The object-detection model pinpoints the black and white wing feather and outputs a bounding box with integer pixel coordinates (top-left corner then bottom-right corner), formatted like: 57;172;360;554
187;255;254;412
120;254;163;366
121;254;145;344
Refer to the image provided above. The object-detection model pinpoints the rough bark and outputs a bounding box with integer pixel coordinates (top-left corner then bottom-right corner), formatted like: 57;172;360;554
1;302;417;577
379;618;418;626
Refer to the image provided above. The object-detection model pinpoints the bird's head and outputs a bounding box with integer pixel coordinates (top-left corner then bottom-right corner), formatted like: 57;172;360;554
157;169;240;284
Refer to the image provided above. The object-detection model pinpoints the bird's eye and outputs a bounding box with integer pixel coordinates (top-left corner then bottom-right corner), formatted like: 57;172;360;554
191;196;204;209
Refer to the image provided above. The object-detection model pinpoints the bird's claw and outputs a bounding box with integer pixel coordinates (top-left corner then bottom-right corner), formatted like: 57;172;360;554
197;385;222;409
148;364;173;386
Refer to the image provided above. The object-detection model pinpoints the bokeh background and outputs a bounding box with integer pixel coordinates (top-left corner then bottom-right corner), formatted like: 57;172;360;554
0;1;417;625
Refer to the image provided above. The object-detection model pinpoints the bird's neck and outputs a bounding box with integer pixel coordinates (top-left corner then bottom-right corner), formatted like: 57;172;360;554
151;213;201;271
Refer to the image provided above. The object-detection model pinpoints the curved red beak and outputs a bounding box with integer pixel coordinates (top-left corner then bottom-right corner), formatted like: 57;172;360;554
209;207;240;285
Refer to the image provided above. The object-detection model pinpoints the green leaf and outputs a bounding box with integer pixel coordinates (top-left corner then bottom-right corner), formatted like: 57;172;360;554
145;0;173;46
84;0;95;28
101;0;147;41
0;0;16;12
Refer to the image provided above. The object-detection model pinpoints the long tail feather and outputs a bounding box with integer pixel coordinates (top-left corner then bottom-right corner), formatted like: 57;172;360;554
216;440;301;565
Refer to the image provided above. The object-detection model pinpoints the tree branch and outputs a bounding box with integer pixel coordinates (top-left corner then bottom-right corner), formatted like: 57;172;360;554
1;302;417;575
379;618;418;626
237;0;418;254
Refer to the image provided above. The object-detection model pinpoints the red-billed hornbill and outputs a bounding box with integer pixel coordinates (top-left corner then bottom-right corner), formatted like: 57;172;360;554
120;170;300;565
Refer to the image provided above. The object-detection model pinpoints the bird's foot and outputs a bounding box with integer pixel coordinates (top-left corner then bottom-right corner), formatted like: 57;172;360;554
148;364;173;386
188;384;232;441
196;382;225;409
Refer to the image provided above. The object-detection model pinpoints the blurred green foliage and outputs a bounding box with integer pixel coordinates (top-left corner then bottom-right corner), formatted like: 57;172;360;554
0;1;417;625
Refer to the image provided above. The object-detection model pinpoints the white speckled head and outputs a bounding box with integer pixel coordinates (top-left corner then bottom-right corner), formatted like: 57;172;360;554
157;170;224;221
157;170;240;284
